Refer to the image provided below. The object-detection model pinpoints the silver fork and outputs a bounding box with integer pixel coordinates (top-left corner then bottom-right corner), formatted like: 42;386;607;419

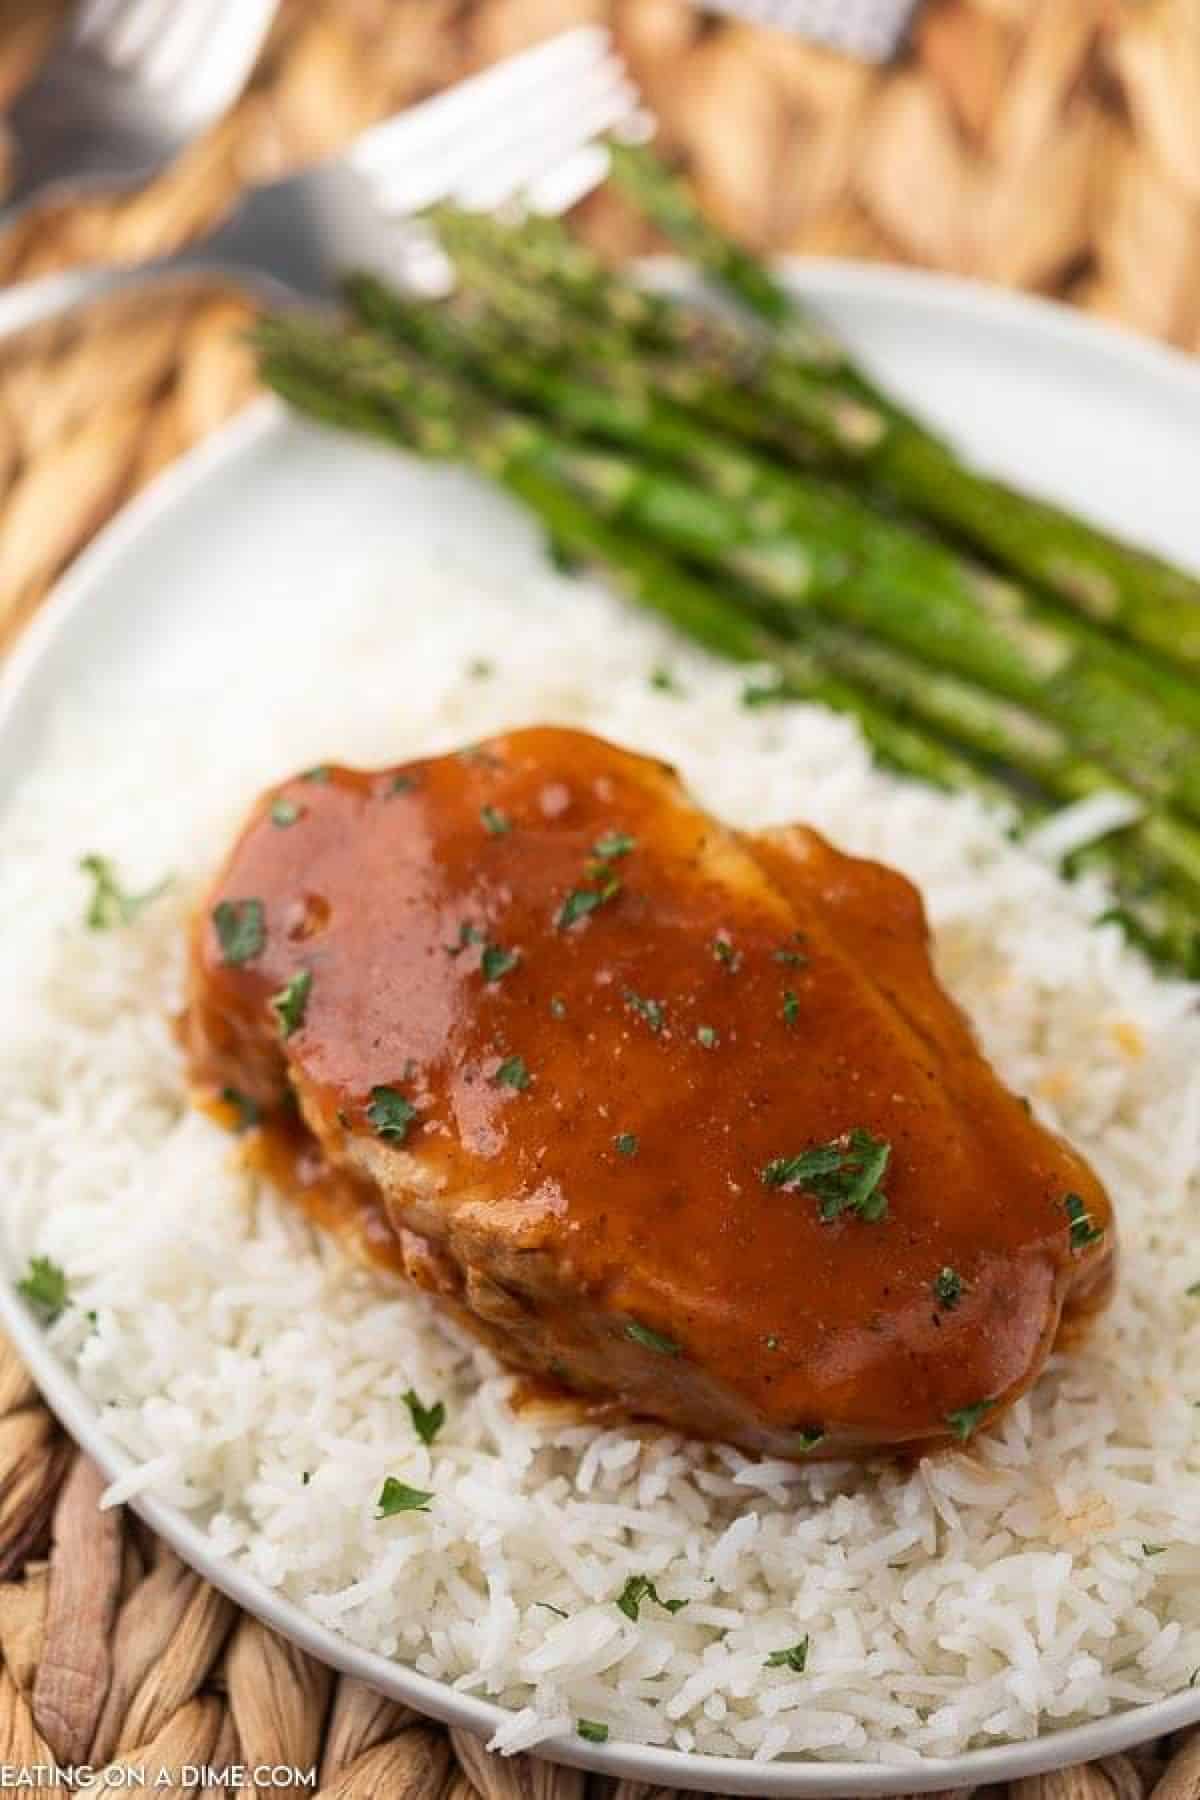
0;27;642;343
3;0;279;220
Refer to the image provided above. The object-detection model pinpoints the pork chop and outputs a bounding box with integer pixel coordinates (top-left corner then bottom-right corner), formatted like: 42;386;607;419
183;725;1114;1459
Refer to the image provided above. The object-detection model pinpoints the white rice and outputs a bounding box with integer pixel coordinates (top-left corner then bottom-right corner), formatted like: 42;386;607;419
2;545;1199;1766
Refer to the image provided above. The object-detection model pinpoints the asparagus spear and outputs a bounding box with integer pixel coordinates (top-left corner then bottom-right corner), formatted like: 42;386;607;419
341;280;1200;822
253;315;1200;964
605;140;1200;675
365;257;1200;740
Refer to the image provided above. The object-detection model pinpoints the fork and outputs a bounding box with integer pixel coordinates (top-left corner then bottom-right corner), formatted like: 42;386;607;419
3;0;279;220
0;27;643;344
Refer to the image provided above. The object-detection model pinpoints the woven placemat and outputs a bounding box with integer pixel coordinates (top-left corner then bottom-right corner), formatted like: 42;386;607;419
1;1;1198;1792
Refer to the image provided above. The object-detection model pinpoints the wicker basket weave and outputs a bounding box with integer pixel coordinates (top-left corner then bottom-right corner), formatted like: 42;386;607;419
0;2;1198;1792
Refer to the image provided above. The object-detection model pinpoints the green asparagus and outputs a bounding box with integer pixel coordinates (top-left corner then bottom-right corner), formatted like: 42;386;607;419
253;314;1200;974
341;281;1200;823
605;139;1200;675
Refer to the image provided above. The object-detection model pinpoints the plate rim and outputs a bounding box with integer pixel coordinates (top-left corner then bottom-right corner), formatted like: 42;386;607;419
3;259;1199;1798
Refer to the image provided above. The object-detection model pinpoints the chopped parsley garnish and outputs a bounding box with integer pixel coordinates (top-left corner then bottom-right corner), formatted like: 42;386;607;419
696;1025;719;1049
616;1574;688;1621
614;1133;639;1157
782;989;799;1026
212;897;265;966
403;1389;445;1446
1142;1543;1166;1557
494;1055;530;1091
712;935;742;972
1188;1282;1200;1298
625;1320;680;1357
650;666;681;694
550;995;567;1020
1064;1192;1104;1251
791;1430;824;1454
220;1086;261;1133
741;678;787;710
557;881;620;929
301;1471;311;1485
774;938;809;968
762;1129;891;1224
389;772;418;794
376;1477;433;1517
934;1267;964;1310
764;1638;809;1673
592;830;637;863
449;922;485;956
301;765;330;783
80;855;170;931
538;1602;568;1619
576;1720;609;1743
17;1256;68;1323
481;943;520;983
367;1085;418;1143
623;989;665;1034
945;1398;994;1442
270;798;301;828
269;969;311;1038
481;805;511;836
468;658;493;680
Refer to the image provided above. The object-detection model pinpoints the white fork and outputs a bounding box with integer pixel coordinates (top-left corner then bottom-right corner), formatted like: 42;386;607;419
3;0;279;220
0;28;644;345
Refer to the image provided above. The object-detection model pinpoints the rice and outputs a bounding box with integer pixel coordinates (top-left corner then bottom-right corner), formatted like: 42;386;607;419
2;538;1199;1766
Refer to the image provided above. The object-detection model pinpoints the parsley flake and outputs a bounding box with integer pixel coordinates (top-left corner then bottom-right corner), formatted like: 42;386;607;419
481;943;521;983
270;799;301;828
449;922;485;956
650;666;682;694
367;1085;418;1143
782;990;799;1027
764;1638;809;1673
791;1429;825;1454
220;1086;261;1133
712;935;742;972
774;938;809;969
616;1574;688;1621
934;1267;964;1309
403;1389;445;1446
1142;1543;1166;1557
592;830;636;863
481;805;512;836
696;1025;719;1049
494;1055;530;1091
625;1320;680;1357
376;1477;433;1517
623;989;665;1034
538;1602;568;1619
389;772;418;795
301;765;330;784
1064;1192;1104;1251
614;1133;639;1157
17;1256;68;1323
269;969;311;1038
762;1129;891;1224
212;897;265;965
557;881;620;929
945;1398;995;1442
1188;1282;1200;1298
81;855;170;931
576;1720;609;1744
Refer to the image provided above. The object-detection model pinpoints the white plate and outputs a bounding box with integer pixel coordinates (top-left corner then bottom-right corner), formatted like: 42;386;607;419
2;264;1199;1798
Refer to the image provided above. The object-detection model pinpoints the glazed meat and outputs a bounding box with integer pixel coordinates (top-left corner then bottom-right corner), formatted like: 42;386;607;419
184;726;1114;1459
